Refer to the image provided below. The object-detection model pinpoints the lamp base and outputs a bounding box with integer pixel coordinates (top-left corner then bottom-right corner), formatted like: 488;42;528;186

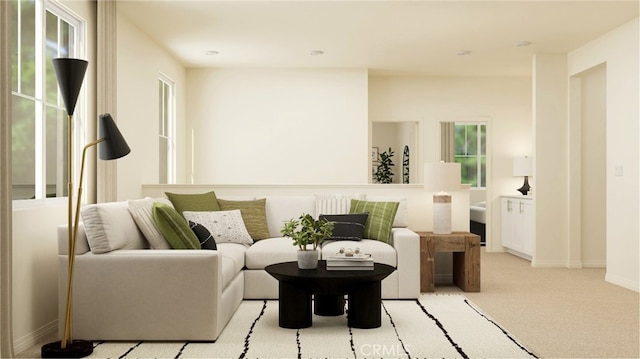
41;340;93;358
433;194;452;235
517;176;531;196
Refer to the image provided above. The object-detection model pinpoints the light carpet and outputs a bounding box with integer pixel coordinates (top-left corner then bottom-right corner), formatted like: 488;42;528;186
88;294;537;359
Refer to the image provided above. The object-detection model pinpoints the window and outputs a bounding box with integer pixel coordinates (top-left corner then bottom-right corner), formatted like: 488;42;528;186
158;75;175;184
454;123;486;187
11;0;85;200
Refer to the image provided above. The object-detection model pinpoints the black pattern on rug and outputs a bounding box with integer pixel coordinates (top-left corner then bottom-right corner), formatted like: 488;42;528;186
239;300;268;359
414;299;468;358
463;299;539;358
382;302;412;359
86;296;536;358
175;341;190;359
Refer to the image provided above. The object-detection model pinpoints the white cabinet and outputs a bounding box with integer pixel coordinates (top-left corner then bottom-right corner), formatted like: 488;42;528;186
501;196;533;260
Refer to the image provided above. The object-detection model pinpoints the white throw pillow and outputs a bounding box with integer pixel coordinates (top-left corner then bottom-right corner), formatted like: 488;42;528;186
183;210;253;245
81;201;148;253
128;197;172;249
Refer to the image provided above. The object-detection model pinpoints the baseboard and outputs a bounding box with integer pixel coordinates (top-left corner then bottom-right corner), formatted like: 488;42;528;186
605;273;640;293
581;260;606;268
13;319;57;355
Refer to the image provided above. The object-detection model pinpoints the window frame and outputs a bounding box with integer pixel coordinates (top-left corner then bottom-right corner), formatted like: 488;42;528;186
11;0;86;202
158;74;176;184
454;122;486;188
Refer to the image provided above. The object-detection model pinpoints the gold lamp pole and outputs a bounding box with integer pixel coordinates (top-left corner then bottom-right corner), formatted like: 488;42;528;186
42;59;130;358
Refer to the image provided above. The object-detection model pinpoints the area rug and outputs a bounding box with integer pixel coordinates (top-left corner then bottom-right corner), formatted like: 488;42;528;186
88;294;537;358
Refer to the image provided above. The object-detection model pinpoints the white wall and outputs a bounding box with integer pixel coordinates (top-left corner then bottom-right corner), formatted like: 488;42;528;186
577;64;607;268
116;11;187;200
186;68;369;185
11;201;67;353
368;76;532;251
532;53;569;267
568;18;639;291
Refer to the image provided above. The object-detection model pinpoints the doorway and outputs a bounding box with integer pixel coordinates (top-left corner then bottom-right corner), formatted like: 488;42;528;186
570;64;607;268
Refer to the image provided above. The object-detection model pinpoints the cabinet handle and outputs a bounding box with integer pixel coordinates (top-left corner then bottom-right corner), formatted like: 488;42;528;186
507;200;512;212
519;201;524;214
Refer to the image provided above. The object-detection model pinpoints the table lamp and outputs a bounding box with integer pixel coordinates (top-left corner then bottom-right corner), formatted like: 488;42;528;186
42;59;130;358
424;162;461;234
513;156;532;195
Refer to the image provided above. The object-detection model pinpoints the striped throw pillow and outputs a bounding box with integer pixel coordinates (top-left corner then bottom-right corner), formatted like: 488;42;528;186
349;199;399;243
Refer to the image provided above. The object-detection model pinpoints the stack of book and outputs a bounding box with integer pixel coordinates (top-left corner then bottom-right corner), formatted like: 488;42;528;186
326;253;374;270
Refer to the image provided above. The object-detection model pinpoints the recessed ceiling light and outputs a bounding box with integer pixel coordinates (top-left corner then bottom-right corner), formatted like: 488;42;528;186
309;50;324;56
515;41;532;47
205;50;219;56
456;50;471;56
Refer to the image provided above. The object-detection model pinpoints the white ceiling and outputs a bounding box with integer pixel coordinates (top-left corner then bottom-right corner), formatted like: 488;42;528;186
118;1;639;76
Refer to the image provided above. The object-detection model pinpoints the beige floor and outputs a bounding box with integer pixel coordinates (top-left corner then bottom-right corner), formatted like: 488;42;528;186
439;249;640;359
16;250;640;359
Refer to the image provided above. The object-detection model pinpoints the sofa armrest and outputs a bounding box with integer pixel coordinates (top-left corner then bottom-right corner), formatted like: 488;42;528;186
59;250;224;340
390;228;420;298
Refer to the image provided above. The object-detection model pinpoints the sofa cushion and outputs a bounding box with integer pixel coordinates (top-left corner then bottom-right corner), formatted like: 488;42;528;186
366;195;409;228
321;239;397;267
183;210;253;245
318;213;368;241
152;203;201;249
81;201;148;254
217;243;247;274
189;221;217;250
245;237;309;269
349;199;399;243
265;196;316;238
127;197;172;249
217;198;270;241
165;191;220;215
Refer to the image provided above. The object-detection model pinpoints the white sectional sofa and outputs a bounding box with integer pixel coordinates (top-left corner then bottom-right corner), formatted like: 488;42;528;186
57;194;420;341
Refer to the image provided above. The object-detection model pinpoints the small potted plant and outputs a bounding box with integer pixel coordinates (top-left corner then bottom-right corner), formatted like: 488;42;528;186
281;213;334;269
374;147;395;184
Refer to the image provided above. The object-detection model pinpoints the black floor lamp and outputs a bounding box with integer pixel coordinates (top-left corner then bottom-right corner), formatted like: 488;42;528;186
41;59;130;358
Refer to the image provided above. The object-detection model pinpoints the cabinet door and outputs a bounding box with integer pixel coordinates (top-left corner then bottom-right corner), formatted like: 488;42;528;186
510;200;525;252
501;198;514;249
521;200;534;255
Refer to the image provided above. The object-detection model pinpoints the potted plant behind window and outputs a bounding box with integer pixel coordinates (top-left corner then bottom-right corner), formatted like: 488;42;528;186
281;214;334;269
374;147;395;184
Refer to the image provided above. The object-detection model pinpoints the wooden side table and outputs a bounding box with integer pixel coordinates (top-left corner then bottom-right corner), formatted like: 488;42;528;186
416;231;481;292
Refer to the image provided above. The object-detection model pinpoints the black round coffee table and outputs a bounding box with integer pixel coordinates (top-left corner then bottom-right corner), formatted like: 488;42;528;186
265;260;395;329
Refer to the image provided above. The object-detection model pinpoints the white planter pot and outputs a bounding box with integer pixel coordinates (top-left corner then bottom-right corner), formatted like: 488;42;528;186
297;250;319;269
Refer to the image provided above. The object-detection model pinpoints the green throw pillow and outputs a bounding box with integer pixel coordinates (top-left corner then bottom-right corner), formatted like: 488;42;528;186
349;199;399;243
218;198;271;240
165;191;220;215
152;203;200;249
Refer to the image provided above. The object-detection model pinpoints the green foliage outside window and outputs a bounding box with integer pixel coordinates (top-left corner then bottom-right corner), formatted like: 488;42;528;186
11;0;76;199
454;123;486;187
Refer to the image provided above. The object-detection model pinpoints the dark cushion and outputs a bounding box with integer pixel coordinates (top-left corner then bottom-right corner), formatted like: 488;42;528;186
318;213;369;241
189;220;217;250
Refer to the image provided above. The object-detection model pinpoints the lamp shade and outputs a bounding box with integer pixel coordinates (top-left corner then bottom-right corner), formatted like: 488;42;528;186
98;113;131;160
52;58;88;115
424;162;461;192
513;156;532;177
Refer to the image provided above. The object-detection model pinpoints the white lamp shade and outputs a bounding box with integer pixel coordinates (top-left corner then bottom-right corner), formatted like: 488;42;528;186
424;162;461;192
513;156;532;177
